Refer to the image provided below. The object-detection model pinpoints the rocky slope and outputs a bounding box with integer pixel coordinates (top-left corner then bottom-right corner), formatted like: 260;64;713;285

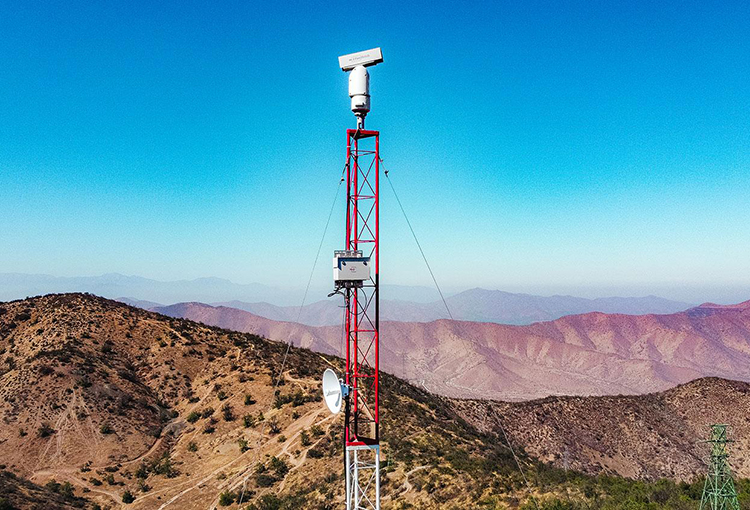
0;471;91;509
452;377;750;481
154;300;750;400
0;294;747;509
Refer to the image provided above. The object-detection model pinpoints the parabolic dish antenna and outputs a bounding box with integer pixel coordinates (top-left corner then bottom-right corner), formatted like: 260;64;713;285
322;368;345;414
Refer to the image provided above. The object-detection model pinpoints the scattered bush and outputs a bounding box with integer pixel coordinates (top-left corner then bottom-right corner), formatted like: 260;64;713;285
122;490;135;503
186;411;200;423
300;430;311;447
238;438;249;453
38;422;55;438
152;454;178;478
268;419;281;434
218;490;236;506
221;404;235;422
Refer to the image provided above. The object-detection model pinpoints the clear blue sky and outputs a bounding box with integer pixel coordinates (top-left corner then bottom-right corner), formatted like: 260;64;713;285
1;1;749;302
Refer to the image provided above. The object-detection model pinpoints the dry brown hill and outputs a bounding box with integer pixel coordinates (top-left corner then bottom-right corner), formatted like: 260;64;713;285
0;293;531;509
452;377;750;482
1;293;748;509
154;300;750;401
0;471;90;509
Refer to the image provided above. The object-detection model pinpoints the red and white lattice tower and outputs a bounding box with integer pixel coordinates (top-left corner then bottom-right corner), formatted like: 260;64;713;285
343;127;380;509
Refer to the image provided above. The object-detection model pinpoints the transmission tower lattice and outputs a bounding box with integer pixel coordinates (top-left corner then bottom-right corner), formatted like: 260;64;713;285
700;424;740;510
343;129;381;510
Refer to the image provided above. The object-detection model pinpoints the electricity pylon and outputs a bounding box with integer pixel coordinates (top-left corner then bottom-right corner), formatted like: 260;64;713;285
699;424;740;510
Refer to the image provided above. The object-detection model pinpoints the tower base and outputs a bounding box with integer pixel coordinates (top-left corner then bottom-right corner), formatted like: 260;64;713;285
346;444;380;510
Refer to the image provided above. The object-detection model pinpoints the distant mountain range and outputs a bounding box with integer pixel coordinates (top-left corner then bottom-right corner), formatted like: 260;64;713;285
153;299;750;400
0;273;443;308
3;273;694;326
0;272;290;305
213;288;692;326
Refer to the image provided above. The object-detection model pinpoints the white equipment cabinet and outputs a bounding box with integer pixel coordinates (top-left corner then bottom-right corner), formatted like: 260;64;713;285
333;250;371;286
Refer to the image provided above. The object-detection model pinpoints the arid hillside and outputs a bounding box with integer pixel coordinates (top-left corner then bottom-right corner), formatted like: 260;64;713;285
453;377;750;481
0;294;748;510
154;299;750;400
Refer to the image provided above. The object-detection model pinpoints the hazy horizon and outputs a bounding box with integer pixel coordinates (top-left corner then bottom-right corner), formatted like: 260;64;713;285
3;271;750;306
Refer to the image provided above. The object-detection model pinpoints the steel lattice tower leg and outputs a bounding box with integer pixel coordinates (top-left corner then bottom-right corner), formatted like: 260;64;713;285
344;128;380;510
700;424;740;510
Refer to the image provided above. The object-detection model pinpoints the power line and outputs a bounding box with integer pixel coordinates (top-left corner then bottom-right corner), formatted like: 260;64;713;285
237;164;346;506
382;157;542;510
381;160;454;321
489;407;541;510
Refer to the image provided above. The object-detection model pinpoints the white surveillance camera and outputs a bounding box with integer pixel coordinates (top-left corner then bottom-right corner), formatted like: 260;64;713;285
338;48;383;128
338;48;383;72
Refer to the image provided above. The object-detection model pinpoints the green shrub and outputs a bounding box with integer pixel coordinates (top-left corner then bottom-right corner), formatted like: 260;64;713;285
218;490;236;506
45;480;61;493
238;438;249;453
300;430;311;447
59;481;75;498
222;404;235;421
122;490;135;503
38;422;55;438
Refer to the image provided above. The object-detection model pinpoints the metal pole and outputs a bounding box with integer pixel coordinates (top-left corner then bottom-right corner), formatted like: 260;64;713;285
345;448;352;510
375;446;381;510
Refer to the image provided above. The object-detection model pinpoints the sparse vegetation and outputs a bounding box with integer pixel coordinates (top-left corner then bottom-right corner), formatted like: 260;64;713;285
238;438;249;453
218;490;236;506
268;419;281;434
3;293;750;510
121;490;135;503
300;430;311;446
37;422;54;438
221;403;235;421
